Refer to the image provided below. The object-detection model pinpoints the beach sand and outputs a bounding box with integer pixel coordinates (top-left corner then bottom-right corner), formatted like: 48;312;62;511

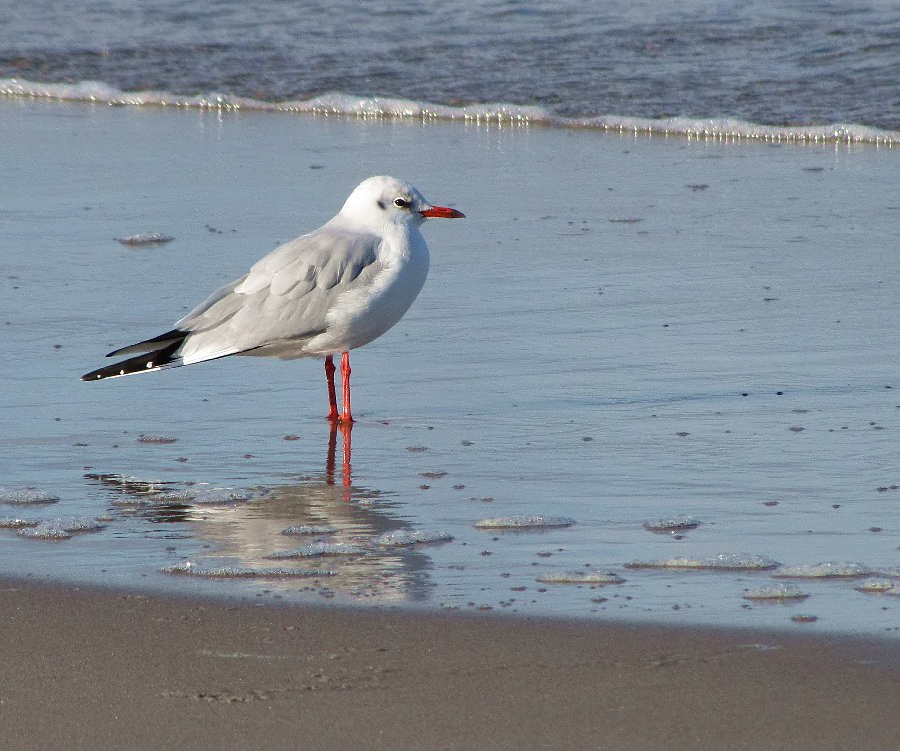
2;578;899;750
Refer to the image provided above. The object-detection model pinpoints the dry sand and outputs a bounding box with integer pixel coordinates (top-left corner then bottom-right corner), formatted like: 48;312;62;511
1;578;897;751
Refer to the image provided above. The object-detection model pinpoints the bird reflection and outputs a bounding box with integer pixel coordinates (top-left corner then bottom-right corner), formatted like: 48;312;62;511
325;419;353;490
85;422;445;603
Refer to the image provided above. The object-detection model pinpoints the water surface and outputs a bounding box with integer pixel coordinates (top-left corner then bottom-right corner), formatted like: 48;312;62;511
2;0;898;135
1;99;898;636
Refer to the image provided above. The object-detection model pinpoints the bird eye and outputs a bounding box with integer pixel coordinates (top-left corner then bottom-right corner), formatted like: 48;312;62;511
393;197;411;208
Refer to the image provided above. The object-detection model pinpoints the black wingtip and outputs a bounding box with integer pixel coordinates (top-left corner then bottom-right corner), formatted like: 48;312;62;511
105;328;188;358
82;341;182;381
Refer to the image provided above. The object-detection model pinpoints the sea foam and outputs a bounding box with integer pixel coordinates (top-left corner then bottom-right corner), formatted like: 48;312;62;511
536;570;625;585
17;517;106;540
373;529;454;547
625;553;779;571
2;78;896;145
773;562;873;579
475;515;576;530
163;560;333;579
266;542;368;559
0;487;60;505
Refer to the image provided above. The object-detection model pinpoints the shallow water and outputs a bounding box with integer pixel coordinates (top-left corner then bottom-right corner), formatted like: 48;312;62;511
1;99;898;635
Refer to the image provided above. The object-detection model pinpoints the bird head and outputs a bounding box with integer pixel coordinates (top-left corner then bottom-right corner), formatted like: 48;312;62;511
339;176;465;230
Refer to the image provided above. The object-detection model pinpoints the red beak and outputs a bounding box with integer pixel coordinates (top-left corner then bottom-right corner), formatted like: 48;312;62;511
420;205;465;219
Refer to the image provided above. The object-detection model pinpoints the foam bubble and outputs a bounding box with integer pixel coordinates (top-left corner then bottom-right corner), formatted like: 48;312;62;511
568;114;899;145
266;542;368;559
116;233;175;246
17;516;106;540
281;525;339;536
854;580;897;594
163;561;333;579
0;518;39;529
0;487;60;505
773;562;872;579
373;529;454;548
136;434;178;444
536;570;625;585
743;586;809;601
625;553;779;571
150;487;266;505
475;515;576;530
643;516;700;532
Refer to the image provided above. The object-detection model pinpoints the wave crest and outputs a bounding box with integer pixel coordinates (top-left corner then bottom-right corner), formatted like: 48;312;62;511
2;78;896;145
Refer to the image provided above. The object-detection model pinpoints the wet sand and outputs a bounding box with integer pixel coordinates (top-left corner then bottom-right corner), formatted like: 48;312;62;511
3;578;898;751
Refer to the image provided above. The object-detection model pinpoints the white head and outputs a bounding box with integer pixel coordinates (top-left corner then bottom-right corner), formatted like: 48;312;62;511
338;176;464;230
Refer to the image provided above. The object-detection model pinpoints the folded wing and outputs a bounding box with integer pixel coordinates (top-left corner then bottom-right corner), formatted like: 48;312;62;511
82;225;384;379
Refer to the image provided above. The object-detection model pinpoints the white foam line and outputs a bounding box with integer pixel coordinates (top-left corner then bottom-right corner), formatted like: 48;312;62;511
2;78;897;146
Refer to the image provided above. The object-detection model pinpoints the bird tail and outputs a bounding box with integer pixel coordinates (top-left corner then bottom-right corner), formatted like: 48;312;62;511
81;336;186;381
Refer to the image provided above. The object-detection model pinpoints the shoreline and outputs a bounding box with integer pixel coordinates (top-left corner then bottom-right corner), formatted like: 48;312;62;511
2;81;898;145
4;576;899;750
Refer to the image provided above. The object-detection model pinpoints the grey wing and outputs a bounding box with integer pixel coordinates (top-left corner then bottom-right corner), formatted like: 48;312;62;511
98;277;245;360
175;226;383;363
174;276;250;332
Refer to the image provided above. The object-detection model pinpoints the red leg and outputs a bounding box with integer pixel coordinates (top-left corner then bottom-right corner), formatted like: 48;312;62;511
339;350;354;424
324;355;338;422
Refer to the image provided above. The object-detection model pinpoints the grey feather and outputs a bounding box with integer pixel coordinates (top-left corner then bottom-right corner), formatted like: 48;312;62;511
174;225;384;362
82;175;458;387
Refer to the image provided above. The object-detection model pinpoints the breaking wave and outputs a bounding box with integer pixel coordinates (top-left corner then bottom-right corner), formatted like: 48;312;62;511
2;78;897;146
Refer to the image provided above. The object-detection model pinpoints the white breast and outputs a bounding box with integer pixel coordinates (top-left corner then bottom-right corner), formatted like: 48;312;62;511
309;225;431;354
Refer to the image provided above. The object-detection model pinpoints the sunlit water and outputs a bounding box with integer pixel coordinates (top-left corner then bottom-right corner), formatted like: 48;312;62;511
1;98;898;636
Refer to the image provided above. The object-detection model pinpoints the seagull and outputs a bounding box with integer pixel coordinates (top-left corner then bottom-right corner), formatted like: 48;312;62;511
81;175;465;423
